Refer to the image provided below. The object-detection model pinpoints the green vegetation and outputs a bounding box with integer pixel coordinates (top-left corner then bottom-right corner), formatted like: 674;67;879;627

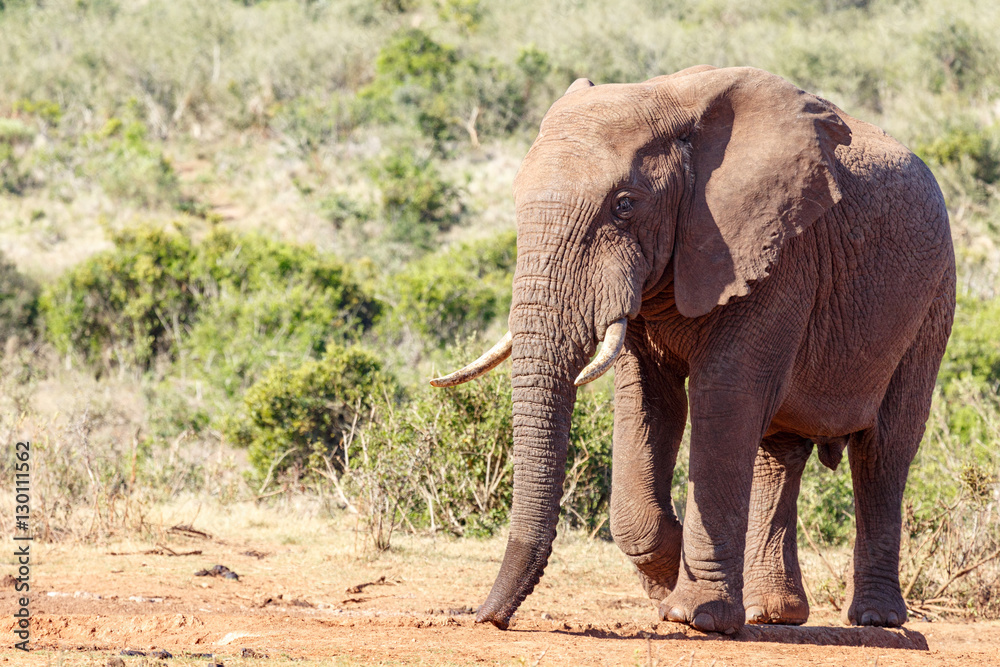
225;345;393;483
334;364;614;548
83;109;182;208
40;224;198;368
371;147;464;248
39;224;379;375
384;230;516;345
0;250;38;344
0;0;998;618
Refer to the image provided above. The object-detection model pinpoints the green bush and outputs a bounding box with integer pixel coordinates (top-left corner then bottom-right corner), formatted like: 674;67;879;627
798;453;855;546
340;361;615;545
920;20;999;95
371;147;463;247
224;345;394;483
40;224;381;376
357;27;547;146
0;117;35;194
915;125;1000;186
0;251;39;345
385;230;516;345
180;229;381;394
82;112;181;207
273;92;357;153
357;28;459;142
939;293;1000;390
40;224;197;369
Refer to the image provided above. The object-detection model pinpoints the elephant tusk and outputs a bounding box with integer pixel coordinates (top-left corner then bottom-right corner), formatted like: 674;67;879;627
574;318;628;386
430;331;513;387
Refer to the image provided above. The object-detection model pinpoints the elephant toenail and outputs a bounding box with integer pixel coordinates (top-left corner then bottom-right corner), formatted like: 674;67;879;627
861;611;881;626
745;606;764;623
887;611;899;626
692;612;716;632
666;607;687;624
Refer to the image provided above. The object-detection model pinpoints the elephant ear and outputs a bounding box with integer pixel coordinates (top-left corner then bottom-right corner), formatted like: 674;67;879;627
666;67;851;318
564;77;595;95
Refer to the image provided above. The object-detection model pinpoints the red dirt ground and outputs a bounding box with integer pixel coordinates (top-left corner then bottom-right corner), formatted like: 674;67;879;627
3;519;998;666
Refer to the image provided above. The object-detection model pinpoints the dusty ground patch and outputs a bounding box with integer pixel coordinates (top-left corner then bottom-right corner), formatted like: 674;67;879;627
2;501;997;665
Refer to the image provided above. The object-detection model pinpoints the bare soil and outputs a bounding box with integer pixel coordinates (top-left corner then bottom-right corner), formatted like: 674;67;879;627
2;503;998;666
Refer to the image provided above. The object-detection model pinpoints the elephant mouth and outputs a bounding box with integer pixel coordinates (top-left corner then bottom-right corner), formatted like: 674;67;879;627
430;318;628;389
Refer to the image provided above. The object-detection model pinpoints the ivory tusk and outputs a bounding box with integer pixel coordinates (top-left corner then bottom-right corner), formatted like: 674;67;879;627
430;331;513;387
574;318;627;386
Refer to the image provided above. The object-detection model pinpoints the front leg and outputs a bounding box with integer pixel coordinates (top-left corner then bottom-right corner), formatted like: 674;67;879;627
610;320;688;602
659;385;763;634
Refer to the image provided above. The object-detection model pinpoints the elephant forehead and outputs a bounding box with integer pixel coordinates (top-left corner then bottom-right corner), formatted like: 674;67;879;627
515;141;627;198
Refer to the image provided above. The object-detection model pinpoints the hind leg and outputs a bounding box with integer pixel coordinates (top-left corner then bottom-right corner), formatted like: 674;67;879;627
743;433;813;625
843;287;954;627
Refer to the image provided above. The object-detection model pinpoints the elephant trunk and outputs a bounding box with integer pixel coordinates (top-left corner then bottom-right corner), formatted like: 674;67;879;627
476;252;590;628
476;344;579;628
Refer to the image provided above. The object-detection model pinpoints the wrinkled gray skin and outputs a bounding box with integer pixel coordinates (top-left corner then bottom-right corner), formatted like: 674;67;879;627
458;66;955;635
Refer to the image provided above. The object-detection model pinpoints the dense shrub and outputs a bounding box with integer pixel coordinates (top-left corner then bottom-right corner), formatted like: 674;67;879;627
797;453;855;546
385;230;516;344
371;148;463;247
0;117;35;194
273;92;357;153
920;20;1000;95
939;294;1000;390
187;229;383;385
39;224;381;375
339;362;615;547
0;251;39;346
915;125;1000;187
358;28;459;142
40;224;197;369
82;112;181;207
357;27;547;146
224;345;393;483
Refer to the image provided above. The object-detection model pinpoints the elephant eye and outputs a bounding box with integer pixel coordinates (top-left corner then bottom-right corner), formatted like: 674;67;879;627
615;196;635;218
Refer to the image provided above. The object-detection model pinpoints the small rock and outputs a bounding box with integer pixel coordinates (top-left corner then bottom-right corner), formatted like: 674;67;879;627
120;649;146;656
241;647;267;658
106;658;125;667
194;564;239;581
207;661;225;667
541;612;552;620
151;649;172;659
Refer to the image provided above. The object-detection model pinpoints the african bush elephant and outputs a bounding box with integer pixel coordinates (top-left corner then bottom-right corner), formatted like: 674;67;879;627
432;65;955;635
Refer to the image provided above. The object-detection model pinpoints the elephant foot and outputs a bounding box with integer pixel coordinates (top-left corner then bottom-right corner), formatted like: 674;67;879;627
842;583;907;627
636;568;674;602
658;582;744;635
743;589;809;625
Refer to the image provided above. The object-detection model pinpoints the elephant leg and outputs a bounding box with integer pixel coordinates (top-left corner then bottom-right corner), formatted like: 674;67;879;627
659;387;768;635
743;433;813;625
844;286;953;627
610;321;687;602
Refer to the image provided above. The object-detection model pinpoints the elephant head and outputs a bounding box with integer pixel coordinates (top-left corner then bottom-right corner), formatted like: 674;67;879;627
432;66;850;629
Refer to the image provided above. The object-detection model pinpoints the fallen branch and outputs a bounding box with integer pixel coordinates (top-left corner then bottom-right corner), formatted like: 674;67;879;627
913;603;975;615
345;575;392;594
169;524;212;540
931;546;1000;599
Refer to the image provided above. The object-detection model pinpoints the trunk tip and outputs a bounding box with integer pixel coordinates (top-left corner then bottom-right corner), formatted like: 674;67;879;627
475;607;511;630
